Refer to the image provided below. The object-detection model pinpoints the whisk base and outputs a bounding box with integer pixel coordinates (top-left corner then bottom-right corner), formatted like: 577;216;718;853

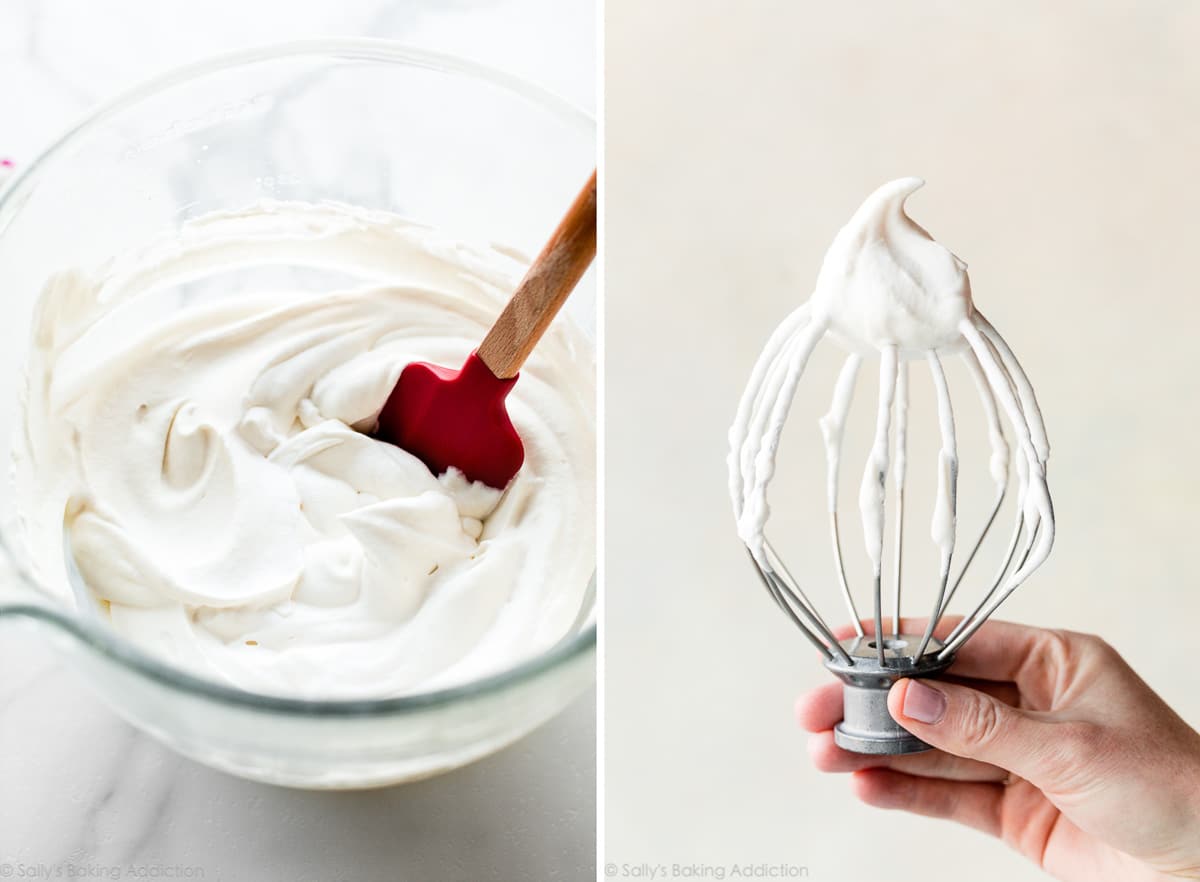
824;634;956;756
833;725;933;755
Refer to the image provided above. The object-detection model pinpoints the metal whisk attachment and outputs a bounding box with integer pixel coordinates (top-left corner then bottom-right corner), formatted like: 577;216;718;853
728;179;1054;755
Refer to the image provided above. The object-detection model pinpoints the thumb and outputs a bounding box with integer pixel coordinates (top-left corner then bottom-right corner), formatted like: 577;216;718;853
889;678;1065;785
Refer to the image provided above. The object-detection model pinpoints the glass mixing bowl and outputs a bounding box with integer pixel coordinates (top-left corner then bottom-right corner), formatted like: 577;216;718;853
0;40;595;789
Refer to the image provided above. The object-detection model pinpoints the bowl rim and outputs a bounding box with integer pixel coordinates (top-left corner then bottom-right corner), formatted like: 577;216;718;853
0;38;597;717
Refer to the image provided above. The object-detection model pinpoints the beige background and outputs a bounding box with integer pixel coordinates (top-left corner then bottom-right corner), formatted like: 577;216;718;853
604;2;1200;880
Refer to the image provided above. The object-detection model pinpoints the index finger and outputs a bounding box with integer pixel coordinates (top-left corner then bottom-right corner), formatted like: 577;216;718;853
938;617;1062;687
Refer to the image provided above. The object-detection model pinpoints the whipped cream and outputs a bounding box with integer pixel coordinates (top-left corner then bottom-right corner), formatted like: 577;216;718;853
15;202;595;699
814;177;972;356
728;179;1052;647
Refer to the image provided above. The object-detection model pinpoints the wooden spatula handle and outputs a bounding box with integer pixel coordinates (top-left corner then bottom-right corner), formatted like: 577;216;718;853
478;170;597;379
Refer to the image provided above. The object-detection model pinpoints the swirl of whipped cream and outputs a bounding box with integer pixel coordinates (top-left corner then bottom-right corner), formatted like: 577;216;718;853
15;202;595;699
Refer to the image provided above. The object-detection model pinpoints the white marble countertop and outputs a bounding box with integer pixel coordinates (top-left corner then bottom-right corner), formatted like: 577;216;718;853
0;2;595;879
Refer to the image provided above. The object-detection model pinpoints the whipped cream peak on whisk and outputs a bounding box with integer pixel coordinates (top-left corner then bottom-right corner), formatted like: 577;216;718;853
814;177;972;356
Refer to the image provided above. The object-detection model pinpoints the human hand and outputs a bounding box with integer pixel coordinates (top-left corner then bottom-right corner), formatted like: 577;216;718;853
795;618;1200;881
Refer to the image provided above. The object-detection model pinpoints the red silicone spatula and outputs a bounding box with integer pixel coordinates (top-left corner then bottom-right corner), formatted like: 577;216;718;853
376;170;597;489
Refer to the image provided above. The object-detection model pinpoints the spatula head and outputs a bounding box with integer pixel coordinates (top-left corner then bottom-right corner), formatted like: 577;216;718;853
376;350;524;489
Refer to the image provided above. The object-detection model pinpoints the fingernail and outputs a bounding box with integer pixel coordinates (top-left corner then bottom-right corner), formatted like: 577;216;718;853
902;680;947;724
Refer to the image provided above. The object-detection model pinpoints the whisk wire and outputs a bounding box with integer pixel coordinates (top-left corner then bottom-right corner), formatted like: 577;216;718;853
940;519;1041;658
915;351;958;660
864;346;899;664
748;547;851;664
891;360;909;639
828;513;865;638
766;540;836;637
937;491;1004;621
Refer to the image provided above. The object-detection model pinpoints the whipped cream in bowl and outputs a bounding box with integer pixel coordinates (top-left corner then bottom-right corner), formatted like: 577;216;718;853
0;42;595;788
18;202;596;701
